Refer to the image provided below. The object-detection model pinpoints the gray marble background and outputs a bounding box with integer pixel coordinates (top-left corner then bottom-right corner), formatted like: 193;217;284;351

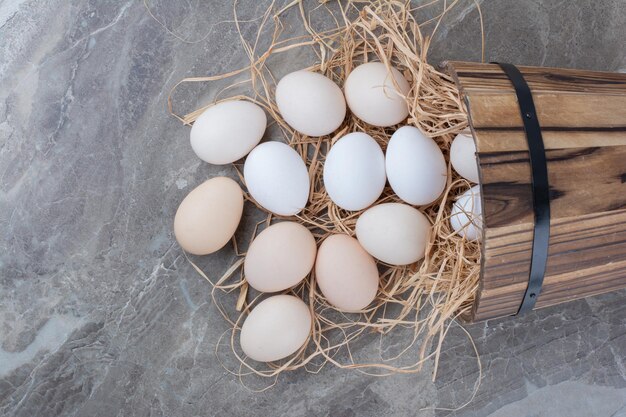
1;1;625;416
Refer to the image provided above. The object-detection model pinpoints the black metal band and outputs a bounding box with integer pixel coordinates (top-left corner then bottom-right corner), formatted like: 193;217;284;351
493;62;551;315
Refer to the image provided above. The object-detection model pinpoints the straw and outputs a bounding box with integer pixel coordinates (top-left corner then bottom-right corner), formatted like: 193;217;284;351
164;0;483;391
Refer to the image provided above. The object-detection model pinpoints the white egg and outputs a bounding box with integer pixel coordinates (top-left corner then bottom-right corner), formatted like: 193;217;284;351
275;71;346;137
244;142;310;216
386;126;447;206
190;100;266;165
323;132;386;211
450;133;479;183
450;185;483;241
240;295;311;362
344;62;411;127
356;203;431;265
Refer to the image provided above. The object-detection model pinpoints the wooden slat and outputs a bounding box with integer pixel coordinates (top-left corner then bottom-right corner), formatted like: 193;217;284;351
478;145;626;228
449;62;626;95
482;208;626;285
446;61;626;321
473;129;626;153
475;260;626;321
468;93;626;129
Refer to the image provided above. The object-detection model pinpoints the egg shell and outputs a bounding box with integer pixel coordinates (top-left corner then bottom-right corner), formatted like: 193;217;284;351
344;62;411;127
275;71;347;137
356;203;431;266
244;222;317;293
386;126;447;205
244;142;310;216
240;295;311;362
323;132;386;211
174;177;243;255
315;234;379;312
190;100;266;165
450;185;483;241
450;133;480;183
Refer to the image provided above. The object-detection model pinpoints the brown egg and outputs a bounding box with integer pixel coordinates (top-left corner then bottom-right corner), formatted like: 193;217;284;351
315;234;379;312
174;177;243;255
244;222;317;292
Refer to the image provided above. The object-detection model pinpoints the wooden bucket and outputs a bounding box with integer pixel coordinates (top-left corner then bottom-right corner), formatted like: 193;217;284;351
445;62;626;322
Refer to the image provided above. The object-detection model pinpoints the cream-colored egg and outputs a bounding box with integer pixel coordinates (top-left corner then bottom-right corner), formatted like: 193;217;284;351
315;234;379;312
450;185;483;241
275;71;347;137
385;126;447;205
244;222;317;292
190;100;266;165
344;62;411;127
356;203;431;266
450;133;479;183
174;177;243;255
240;295;311;362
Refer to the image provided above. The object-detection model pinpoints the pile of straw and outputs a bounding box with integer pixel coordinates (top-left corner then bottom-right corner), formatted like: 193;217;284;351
165;0;483;389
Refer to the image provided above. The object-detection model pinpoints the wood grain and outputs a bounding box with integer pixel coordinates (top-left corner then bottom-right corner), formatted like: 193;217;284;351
479;145;626;227
469;93;626;128
446;61;626;321
474;130;626;153
448;62;626;95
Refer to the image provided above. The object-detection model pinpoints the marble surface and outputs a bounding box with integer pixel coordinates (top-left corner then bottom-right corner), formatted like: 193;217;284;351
1;1;625;416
